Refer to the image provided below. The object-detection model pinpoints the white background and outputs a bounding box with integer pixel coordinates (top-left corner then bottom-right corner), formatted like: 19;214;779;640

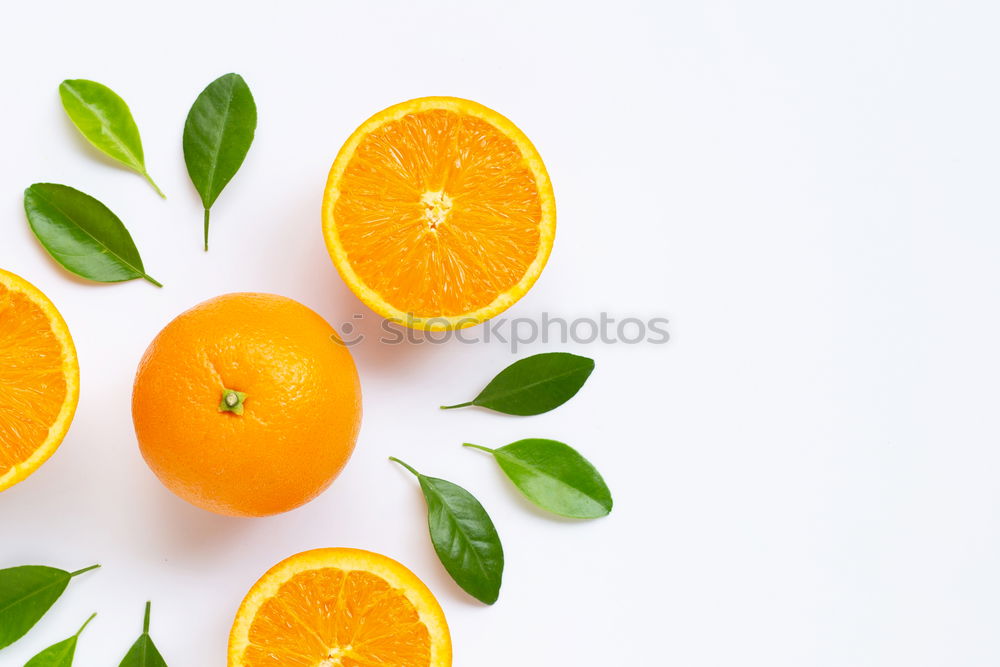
2;0;999;665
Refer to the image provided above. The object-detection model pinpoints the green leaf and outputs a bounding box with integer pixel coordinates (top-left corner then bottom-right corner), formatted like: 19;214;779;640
58;79;164;198
0;564;99;650
441;352;595;415
465;439;613;519
390;458;504;604
118;602;168;667
24;613;95;667
182;73;257;250
24;183;162;287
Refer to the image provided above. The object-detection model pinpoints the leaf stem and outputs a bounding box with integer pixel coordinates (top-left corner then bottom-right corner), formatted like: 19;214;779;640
389;456;421;477
462;443;495;454
143;172;166;199
143;601;151;634
203;209;210;251
76;613;97;636
69;564;101;577
142;273;163;288
440;401;474;410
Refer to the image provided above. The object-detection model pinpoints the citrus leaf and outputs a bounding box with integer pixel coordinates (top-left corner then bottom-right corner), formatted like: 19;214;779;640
182;73;257;250
0;564;99;650
118;602;168;667
58;79;164;197
466;439;613;519
441;352;595;415
24;183;162;287
390;458;504;604
24;613;95;667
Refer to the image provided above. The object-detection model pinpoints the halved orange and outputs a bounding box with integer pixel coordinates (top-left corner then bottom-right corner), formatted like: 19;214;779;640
229;548;452;667
322;97;556;330
0;269;79;491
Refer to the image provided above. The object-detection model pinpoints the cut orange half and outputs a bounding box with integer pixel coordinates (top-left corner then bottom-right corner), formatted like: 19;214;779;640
322;97;556;330
0;269;79;491
229;548;452;667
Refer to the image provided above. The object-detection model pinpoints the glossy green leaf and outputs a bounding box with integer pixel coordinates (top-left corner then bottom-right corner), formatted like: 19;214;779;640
0;564;99;650
442;352;595;415
118;602;168;667
24;183;162;287
182;73;257;250
390;458;504;604
465;439;613;519
24;613;95;667
58;79;164;197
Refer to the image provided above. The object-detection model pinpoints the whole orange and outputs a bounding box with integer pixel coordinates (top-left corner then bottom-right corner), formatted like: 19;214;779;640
131;293;362;517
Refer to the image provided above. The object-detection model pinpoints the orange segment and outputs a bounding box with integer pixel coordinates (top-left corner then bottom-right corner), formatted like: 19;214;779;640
0;268;79;491
323;97;556;330
229;548;451;667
